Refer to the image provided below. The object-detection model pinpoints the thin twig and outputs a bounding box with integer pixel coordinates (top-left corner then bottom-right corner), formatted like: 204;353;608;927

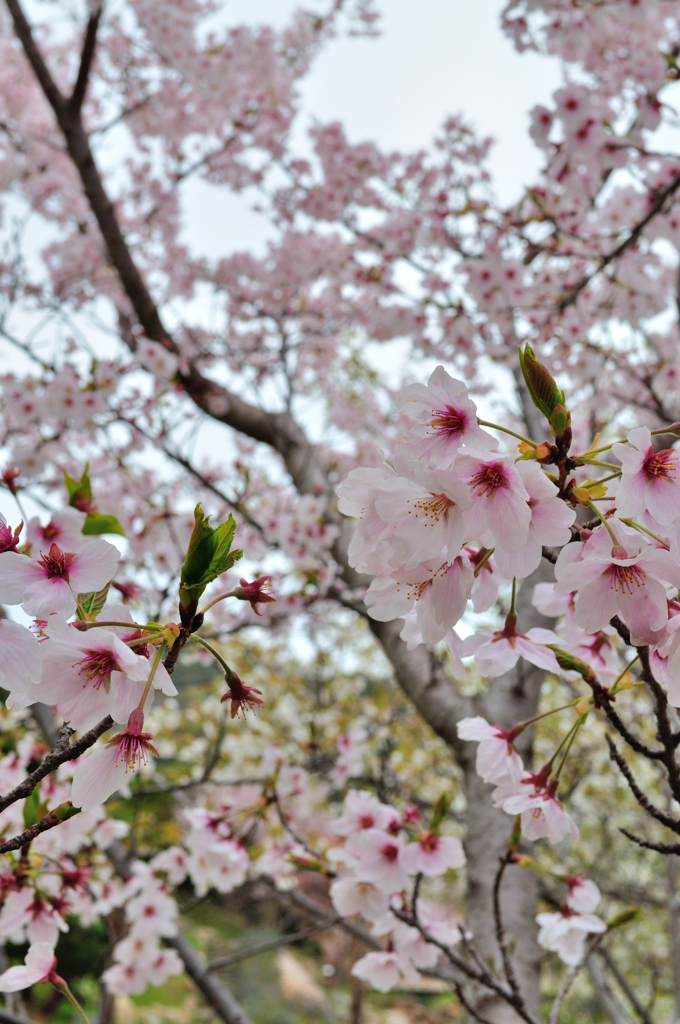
548;932;606;1024
207;916;340;972
607;737;680;836
492;852;525;1008
0;716;112;815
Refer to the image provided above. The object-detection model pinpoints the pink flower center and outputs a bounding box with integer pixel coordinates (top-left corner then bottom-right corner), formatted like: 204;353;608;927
420;832;439;853
643;447;677;481
359;814;374;828
430;405;467;437
380;842;399;862
405;493;453;525
471;463;507;497
38;543;75;580
610;563;646;594
79;650;120;689
113;726;158;772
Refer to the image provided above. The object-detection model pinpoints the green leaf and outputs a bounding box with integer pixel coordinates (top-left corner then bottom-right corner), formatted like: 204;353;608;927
518;344;566;421
431;791;452;831
82;513;126;537
23;784;43;829
77;583;111;621
179;506;243;609
64;466;93;511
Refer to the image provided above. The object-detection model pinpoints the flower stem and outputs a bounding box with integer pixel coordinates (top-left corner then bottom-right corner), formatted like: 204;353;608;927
550;717;584;779
74;620;145;629
473;547;495;576
620;518;671;550
609;654;641;695
509;577;517;617
53;982;92;1024
478;419;537;448
586;501;619;546
192;634;232;675
199;589;238;614
135;640;167;713
584;460;621;470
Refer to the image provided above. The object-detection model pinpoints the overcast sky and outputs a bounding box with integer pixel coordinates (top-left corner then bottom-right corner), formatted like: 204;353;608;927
182;0;564;259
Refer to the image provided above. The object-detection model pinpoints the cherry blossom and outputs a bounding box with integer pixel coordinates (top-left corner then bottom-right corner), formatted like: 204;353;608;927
334;790;400;836
0;617;41;709
345;828;408;894
613;427;680;525
400;831;465;876
0;942;56;992
457;453;531;553
494;462;576;580
0;539;119;618
371;461;472;569
554;524;680;644
564;876;601;914
493;771;579;844
71;717;159;811
350;949;419;992
26;508;88;555
396;365;498;466
456;716;524;783
34;618;158;731
329;876;389;920
536;909;606;965
463;622;563;679
363;554;473;641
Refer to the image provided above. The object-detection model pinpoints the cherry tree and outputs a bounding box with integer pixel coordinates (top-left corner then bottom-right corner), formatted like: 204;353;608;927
0;0;680;1022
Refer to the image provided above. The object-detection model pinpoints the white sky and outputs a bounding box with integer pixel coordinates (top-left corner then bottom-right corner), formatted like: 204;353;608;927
182;0;563;259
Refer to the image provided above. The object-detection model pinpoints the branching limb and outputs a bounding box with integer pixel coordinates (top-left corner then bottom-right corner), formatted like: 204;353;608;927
492;852;525;1009
68;8;102;115
0;805;78;854
619;828;680;855
207;916;340;972
606;737;680;836
548;933;606;1024
0;716;112;815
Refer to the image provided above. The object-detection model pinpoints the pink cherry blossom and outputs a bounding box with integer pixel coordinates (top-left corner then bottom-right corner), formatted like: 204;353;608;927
26;508;88;555
395;365;498;466
351;949;419;992
329;876;389;920
456;716;524;783
364;554;473;641
400;831;465;876
613;427;680;525
0;942;56;992
457;453;531;553
0;618;41;710
337;462;400;575
345;828;409;894
564;876;601;914
35;619;153;731
71;718;159;811
0;539;119;618
0;888;68;947
494;771;579;844
494;462;575;580
334;790;400;836
536;909;606;965
554;524;680;644
464;623;562;679
372;461;472;569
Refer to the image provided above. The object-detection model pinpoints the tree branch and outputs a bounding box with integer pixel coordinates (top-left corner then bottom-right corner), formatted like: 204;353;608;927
68;9;102;115
0;716;112;815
